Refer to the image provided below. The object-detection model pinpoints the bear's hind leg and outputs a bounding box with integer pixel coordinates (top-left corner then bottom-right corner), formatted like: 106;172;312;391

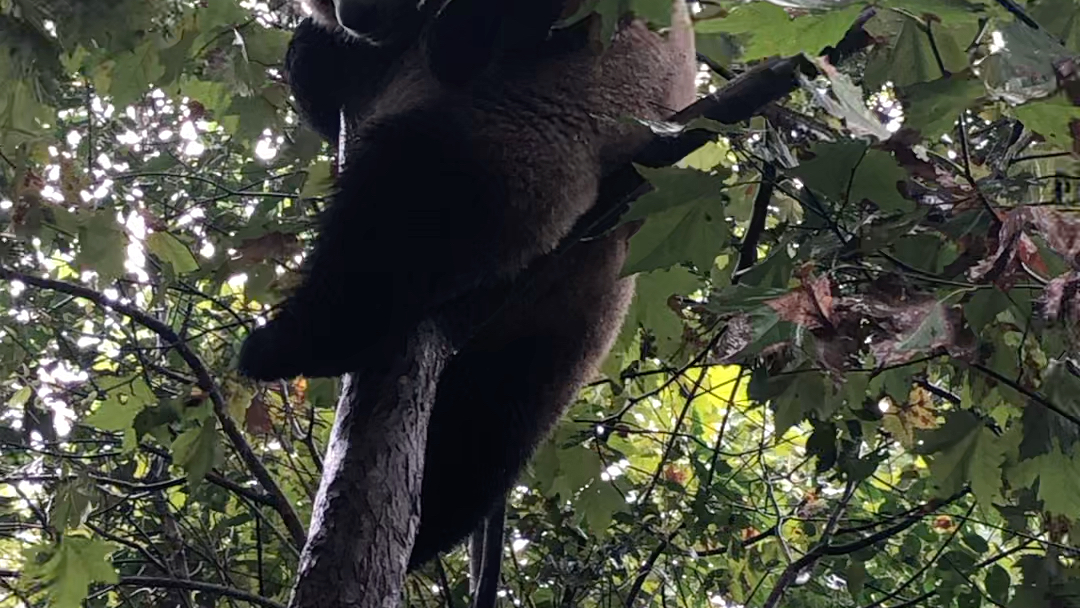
408;225;636;568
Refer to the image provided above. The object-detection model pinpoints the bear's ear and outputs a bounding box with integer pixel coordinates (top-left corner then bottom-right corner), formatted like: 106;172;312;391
306;0;425;45
424;0;569;85
299;0;339;30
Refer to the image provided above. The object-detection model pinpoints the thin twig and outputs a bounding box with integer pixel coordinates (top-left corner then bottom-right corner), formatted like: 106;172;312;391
970;362;1080;428
761;479;858;608
827;489;970;556
734;163;776;282
860;502;976;608
624;524;686;608
0;571;284;608
0;267;307;548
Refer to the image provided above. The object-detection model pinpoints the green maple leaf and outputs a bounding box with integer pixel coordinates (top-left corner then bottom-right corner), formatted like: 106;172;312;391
900;72;985;139
552;444;603;499
789;141;867;202
84;393;140;432
1008;443;1080;517
968;427;1007;509
1035;449;1080;517
49;479;95;531
623;198;729;274
171;421;219;485
696;3;865;61
85;376;157;450
576;481;626;536
918;411;1005;503
108;40;164;107
794;142;911;214
616;265;699;359
773;372;828;435
24;535;118;608
624;166;729;222
1014;94;1080;151
146;232;199;274
74;210;127;282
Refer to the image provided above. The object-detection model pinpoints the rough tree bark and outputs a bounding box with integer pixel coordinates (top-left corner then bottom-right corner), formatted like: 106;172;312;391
288;320;451;608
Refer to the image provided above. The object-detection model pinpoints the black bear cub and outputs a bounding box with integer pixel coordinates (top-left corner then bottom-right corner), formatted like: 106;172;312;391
240;0;697;568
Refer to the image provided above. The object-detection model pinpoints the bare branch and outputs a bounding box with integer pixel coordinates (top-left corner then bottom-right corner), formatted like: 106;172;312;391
827;488;971;557
624;523;686;608
761;480;859;608
971;362;1080;428
0;571;285;608
734;162;776;281
861;502;976;608
0;267;308;548
288;321;450;608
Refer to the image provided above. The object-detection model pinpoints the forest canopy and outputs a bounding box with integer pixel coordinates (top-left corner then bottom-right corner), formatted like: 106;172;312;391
1;0;1080;607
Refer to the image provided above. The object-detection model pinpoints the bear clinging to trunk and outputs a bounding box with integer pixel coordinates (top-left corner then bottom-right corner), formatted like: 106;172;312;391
240;0;697;567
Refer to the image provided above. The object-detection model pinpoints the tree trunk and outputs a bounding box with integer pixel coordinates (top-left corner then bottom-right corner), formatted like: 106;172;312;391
288;320;450;608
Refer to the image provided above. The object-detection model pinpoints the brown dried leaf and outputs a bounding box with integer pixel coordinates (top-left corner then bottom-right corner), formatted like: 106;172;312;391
758;341;794;373
882;386;940;447
22;169;45;192
236;231;301;265
968;209;1051;286
833;292;967;366
245;396;273;435
662;465;687;485
1016;233;1049;276
813;332;861;374
1040;271;1080;325
142;211;168;232
58;157;90;205
868;299;965;366
1055;57;1080;106
1023;207;1080;266
291;377;308;404
764;274;833;329
904;385;940;429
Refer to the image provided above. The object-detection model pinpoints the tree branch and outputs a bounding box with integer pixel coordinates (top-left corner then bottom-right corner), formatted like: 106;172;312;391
860;502;975;608
0;267;307;548
970;362;1080;428
278;6;881;603
288;320;450;608
0;571;284;608
826;488;970;556
137;442;282;508
836;487;970;537
624;523;686;608
762;479;858;608
734;162;776;281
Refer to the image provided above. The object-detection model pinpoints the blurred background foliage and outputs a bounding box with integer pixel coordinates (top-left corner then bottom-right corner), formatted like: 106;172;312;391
0;0;1079;606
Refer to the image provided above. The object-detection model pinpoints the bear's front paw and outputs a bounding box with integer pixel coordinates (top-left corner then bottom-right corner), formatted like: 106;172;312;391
238;324;303;382
238;315;366;381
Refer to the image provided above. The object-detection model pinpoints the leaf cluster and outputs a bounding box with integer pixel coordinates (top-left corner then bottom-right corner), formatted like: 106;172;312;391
1;0;1080;607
